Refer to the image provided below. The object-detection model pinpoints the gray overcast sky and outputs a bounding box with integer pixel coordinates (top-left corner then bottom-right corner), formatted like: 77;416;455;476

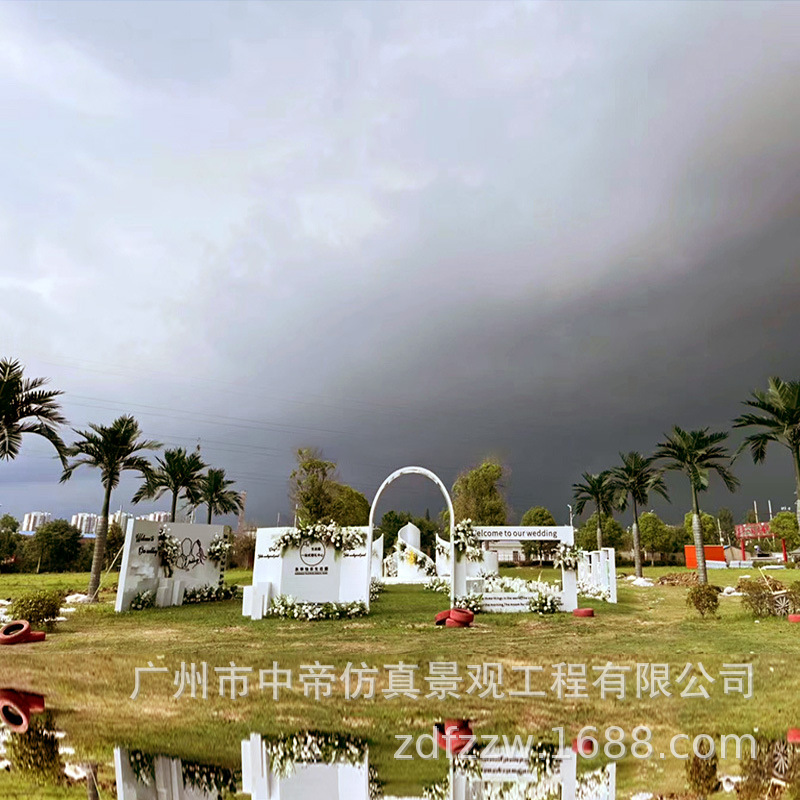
2;1;800;528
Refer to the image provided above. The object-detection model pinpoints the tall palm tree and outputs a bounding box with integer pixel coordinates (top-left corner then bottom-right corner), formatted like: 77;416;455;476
733;377;800;529
572;471;615;550
190;467;243;525
610;451;670;578
655;427;739;585
61;416;161;599
0;358;68;466
133;447;207;522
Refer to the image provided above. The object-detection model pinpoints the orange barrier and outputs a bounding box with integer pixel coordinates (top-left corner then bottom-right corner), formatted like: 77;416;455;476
684;546;727;569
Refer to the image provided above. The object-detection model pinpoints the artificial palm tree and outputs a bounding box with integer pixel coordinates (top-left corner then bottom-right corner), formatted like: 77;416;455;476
190;467;243;525
655;427;739;585
733;377;800;529
61;415;161;599
610;451;670;578
133;447;207;522
572;471;615;550
0;358;68;466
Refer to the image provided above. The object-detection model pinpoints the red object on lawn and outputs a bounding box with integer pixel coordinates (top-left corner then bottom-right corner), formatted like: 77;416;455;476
445;618;469;628
572;737;594;755
0;620;46;645
0;620;31;645
788;614;800;623
435;610;451;625
573;608;595;618
436;720;474;754
788;728;800;744
449;608;475;625
0;689;46;734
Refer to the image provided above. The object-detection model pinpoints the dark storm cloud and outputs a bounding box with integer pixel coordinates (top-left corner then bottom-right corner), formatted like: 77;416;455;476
2;1;799;525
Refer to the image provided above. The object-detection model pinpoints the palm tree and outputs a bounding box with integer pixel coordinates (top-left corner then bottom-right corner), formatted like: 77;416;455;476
610;452;670;578
733;377;800;529
61;416;161;599
190;467;243;525
133;447;207;522
0;358;68;466
572;471;615;550
655;427;739;585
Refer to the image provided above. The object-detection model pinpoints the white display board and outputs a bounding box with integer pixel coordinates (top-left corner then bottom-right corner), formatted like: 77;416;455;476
453;526;578;612
242;527;372;620
578;547;618;603
115;520;227;612
241;734;369;800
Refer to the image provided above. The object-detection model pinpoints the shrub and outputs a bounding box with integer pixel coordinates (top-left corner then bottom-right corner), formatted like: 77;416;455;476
686;585;719;618
5;711;63;785
787;581;800;612
9;589;65;630
738;580;774;617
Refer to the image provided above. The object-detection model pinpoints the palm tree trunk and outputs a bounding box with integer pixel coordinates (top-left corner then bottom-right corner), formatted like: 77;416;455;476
632;499;643;578
88;483;113;600
691;486;708;585
170;491;178;523
596;507;603;551
792;446;800;532
207;505;213;525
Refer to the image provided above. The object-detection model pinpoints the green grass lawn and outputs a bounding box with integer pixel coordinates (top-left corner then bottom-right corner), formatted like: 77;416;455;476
1;565;799;797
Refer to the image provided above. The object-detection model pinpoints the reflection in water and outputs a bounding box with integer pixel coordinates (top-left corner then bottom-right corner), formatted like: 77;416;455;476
3;721;800;798
115;748;237;799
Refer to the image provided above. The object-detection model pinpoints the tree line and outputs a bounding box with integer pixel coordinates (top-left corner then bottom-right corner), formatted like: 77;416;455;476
3;357;799;590
0;358;243;599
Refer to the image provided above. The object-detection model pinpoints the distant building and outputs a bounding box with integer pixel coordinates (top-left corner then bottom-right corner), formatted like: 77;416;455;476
71;513;100;535
140;511;170;523
22;511;51;531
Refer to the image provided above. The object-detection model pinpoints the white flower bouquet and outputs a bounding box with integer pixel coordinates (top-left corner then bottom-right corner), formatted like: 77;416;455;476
157;528;181;577
267;595;368;621
453;519;484;562
207;533;232;566
553;544;582;571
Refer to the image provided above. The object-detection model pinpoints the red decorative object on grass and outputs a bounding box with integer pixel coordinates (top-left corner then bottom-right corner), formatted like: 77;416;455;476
0;620;47;645
573;608;595;618
0;689;46;733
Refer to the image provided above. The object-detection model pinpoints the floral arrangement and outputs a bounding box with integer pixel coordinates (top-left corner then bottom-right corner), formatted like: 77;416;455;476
454;593;484;613
267;595;368;621
261;731;367;778
577;578;610;602
181;760;238;795
271;520;365;556
369;578;385;602
528;583;561;615
453;519;484;562
553;544;582;571
206;533;232;567
130;590;156;611
157;528;181;578
424;577;450;594
127;750;156;786
183;584;238;604
383;553;398;577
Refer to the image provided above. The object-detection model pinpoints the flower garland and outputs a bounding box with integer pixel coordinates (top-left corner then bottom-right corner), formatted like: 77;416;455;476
267;595;368;621
454;593;484;613
369;578;385;602
206;533;232;566
271;520;365;556
157;528;181;578
424;577;450;594
183;584;238;604
453;519;484;562
261;731;367;778
130;590;156;611
553;544;581;571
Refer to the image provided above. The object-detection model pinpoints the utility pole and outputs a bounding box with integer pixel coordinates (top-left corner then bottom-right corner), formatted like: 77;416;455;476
754;500;759;524
768;500;773;520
